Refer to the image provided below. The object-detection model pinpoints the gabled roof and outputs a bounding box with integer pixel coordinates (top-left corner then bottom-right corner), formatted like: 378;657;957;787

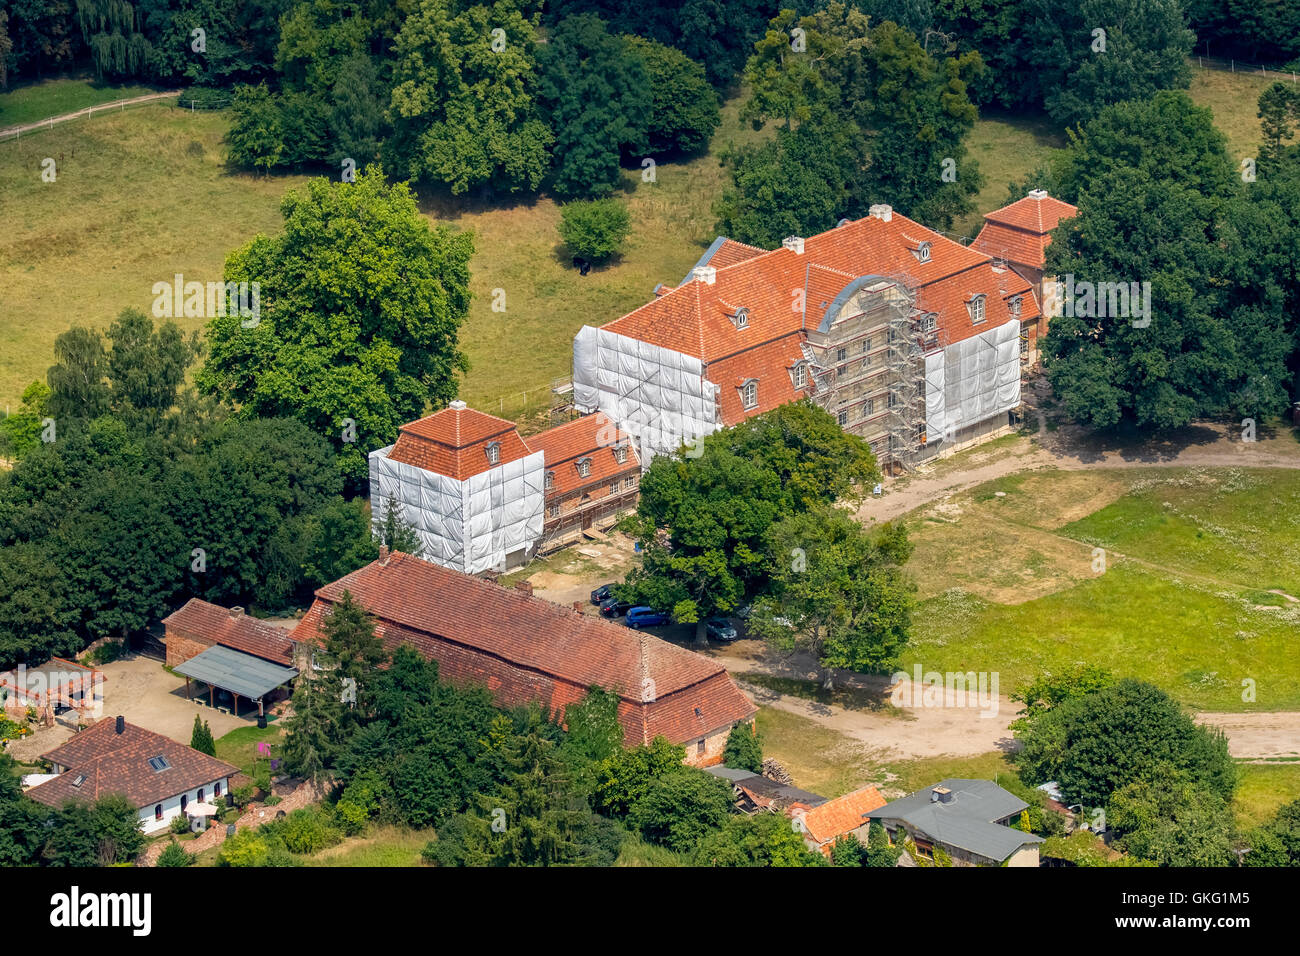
288;553;755;749
525;414;639;497
972;191;1078;270
799;785;888;845
162;599;294;666
387;401;534;480
866;778;1045;861
28;718;238;809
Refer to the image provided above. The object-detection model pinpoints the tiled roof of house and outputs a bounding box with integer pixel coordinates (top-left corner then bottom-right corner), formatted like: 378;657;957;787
524;414;640;498
388;401;534;480
162;599;294;666
288;553;756;749
799;785;888;846
972;191;1078;270
865;778;1045;861
28;718;238;809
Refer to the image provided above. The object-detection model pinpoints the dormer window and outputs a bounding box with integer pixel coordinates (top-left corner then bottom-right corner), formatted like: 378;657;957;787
613;444;628;464
576;458;592;478
732;307;749;329
792;363;807;389
915;241;932;263
545;470;554;491
922;313;938;333
741;380;758;409
1009;295;1022;317
485;441;500;465
968;294;987;324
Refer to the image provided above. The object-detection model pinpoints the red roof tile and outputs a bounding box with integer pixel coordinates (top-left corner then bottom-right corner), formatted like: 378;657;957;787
525;414;640;498
972;192;1078;270
29;718;238;809
288;553;756;749
162;599;294;666
799;785;888;846
388;401;534;480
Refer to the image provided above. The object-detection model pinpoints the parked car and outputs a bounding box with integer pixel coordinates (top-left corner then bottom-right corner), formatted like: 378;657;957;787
705;617;738;642
624;606;670;629
599;597;632;618
591;584;614;605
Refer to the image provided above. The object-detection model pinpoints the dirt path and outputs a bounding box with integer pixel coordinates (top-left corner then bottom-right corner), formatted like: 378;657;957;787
1194;712;1300;761
0;90;180;138
857;421;1300;525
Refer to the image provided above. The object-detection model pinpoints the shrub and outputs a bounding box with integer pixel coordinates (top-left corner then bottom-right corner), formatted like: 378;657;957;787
218;829;269;867
169;814;191;835
274;808;341;855
558;198;632;263
156;841;193;867
722;723;763;773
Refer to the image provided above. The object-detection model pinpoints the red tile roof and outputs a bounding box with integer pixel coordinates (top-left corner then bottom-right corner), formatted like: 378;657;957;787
28;718;238;809
524;414;640;498
162;599;294;666
387;401;534;480
972;191;1078;270
799;785;888;847
288;553;756;749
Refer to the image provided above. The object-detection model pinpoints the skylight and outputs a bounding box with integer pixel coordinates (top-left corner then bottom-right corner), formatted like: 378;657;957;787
147;755;171;772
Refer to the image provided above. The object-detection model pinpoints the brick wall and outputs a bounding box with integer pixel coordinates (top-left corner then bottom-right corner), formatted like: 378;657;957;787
164;629;211;668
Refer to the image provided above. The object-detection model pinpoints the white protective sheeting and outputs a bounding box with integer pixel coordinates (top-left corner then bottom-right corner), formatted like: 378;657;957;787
572;325;720;464
369;446;545;575
925;319;1020;443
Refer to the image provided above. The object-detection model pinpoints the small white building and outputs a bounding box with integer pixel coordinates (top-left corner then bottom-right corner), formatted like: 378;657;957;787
369;401;546;574
24;716;238;835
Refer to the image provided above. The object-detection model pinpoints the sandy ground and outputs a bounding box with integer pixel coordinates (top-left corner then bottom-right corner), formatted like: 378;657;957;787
1194;712;1300;761
5;654;255;762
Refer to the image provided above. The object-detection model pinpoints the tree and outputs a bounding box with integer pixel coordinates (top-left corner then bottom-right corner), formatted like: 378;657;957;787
561;686;625;770
1014;678;1237;809
320;589;387;724
694;811;826;866
557;198;632;263
387;0;553;195
45;326;110;421
190;714;216;756
224;83;285;174
0;381;52;459
0;12;13;90
538;13;650;199
197;168;473;487
590;737;687;818
302;497;381;587
864;820;902;866
622;35;720;156
830;833;865;866
1244;799;1300;867
218;829;270;867
1025;0;1194;127
1011;663;1115;724
375;497;423;557
1108;774;1238;867
1258;82;1300;175
628;768;733;853
722;723;763;773
156;840;194;867
751;509;914;685
105;309;200;424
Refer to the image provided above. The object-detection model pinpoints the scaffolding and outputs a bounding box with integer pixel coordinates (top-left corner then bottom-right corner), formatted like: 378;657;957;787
550;378;575;428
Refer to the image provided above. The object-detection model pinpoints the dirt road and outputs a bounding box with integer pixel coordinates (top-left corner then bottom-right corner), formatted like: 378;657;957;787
1195;712;1300;761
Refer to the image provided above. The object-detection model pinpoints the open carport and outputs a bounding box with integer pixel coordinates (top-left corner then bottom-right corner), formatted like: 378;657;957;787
173;644;298;721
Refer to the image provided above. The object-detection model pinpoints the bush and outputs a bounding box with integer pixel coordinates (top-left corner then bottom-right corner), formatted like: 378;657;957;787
271;808;341;855
722;723;762;774
169;814;191;835
156;841;193;867
218;829;269;867
558;199;632;263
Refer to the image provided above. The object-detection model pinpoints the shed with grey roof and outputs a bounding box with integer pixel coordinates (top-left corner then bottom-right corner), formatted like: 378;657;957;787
173;644;298;719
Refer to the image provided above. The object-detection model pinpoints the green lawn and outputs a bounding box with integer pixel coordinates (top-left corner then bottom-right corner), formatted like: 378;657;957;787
306;825;429;867
0;76;164;130
213;724;286;777
1233;763;1300;830
902;468;1300;711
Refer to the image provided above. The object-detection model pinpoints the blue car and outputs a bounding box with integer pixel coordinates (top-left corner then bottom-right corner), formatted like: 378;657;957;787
624;606;669;629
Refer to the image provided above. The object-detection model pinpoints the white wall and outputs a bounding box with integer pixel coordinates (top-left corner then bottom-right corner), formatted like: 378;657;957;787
137;776;231;835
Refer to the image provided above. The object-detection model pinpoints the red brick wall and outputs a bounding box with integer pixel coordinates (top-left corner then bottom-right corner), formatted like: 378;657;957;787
164;629;211;668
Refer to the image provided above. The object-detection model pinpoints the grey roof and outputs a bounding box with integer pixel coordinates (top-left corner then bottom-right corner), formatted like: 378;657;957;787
706;766;757;783
173;644;298;700
865;779;1043;861
704;767;827;808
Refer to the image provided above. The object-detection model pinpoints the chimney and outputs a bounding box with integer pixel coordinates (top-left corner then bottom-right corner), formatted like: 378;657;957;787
690;265;717;285
448;399;467;411
514;579;534;597
115;715;124;735
378;544;390;565
1028;188;1049;200
869;204;893;223
782;236;805;254
931;786;953;804
229;606;244;619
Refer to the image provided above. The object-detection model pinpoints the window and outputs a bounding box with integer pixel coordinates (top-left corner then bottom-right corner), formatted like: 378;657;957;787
548;503;560;518
862;352;872;368
624;475;637;491
741;380;758;409
793;363;807;389
697;739;705;755
72;774;86;788
862;336;871;353
613;444;628;464
180;794;188;812
733;307;749;329
694;707;702;718
609;481;619;496
866;398;875;416
837;409;848;426
197;788;204;803
1020;332;1029;356
1009;295;1022;317
916;241;932;263
214;782;221;798
147;755;171;772
154;804;163;821
889;392;899;408
968;294;986;324
544;471;554;491
576;458;592;478
922;313;938;333
485;441;500;465
836;346;847;362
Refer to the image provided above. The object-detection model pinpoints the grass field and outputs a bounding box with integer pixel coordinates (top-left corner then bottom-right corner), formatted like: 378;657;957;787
901;467;1300;711
307;825;429;867
0;75;164;129
213;724;286;777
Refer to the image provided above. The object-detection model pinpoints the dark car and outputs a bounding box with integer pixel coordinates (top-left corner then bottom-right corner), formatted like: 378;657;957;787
591;584;615;605
599;597;632;618
705;617;738;642
624;606;670;629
